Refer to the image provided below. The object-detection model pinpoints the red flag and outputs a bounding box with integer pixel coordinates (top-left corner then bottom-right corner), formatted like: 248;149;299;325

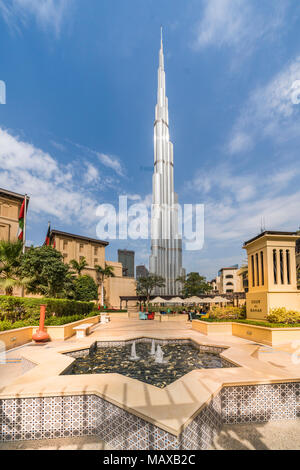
45;225;50;246
17;199;25;241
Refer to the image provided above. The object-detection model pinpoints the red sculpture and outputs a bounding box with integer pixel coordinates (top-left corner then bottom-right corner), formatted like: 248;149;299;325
32;304;50;343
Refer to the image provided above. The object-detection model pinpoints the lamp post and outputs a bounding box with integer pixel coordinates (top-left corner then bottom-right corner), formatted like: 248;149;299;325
32;304;50;343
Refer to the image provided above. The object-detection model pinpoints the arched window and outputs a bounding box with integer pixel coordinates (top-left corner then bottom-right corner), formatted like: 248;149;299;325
251;255;255;287
226;282;234;286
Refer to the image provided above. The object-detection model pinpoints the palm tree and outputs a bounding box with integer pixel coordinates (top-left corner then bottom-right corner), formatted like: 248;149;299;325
69;257;88;276
0;240;26;295
95;263;115;306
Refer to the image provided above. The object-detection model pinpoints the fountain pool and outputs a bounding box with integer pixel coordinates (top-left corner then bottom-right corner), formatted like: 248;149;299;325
68;340;236;388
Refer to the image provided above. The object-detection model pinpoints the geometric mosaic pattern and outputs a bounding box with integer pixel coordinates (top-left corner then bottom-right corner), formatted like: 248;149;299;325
222;383;300;425
0;393;222;450
1;382;299;449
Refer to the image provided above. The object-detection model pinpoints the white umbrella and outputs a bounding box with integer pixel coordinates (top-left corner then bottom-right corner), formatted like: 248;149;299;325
151;296;166;304
183;296;202;304
168;297;184;304
212;296;229;303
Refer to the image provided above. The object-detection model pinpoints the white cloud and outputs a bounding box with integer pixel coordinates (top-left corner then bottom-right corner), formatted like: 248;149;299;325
0;0;73;36
228;56;300;153
97;153;124;177
0;127;99;226
84;163;100;184
195;0;287;54
227;132;253;155
187;161;300;244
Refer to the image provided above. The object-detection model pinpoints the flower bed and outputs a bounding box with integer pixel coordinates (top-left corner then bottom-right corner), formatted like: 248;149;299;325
192;318;300;346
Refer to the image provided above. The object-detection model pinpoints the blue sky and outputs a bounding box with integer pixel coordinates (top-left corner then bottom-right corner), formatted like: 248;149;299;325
0;0;300;279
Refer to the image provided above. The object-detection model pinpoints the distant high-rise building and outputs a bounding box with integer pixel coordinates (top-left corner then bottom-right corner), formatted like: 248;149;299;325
149;29;185;295
136;265;149;279
118;249;135;277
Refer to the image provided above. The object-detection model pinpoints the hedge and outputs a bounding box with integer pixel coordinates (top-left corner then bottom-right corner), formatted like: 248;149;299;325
200;318;300;328
0;296;94;322
0;312;98;331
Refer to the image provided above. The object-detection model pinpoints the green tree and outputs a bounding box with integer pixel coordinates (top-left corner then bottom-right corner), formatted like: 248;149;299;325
21;246;70;298
136;274;165;305
69;257;88;276
95;263;115;305
180;272;212;298
0;240;28;295
74;275;98;302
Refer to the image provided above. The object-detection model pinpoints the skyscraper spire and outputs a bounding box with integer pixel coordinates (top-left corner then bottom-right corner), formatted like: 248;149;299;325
149;30;185;295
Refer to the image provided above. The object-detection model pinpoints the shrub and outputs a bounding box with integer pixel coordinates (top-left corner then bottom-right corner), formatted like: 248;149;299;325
0;296;94;322
210;306;246;320
267;307;300;325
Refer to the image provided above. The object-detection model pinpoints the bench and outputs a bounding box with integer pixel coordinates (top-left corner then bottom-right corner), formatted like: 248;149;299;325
100;314;110;324
73;323;94;339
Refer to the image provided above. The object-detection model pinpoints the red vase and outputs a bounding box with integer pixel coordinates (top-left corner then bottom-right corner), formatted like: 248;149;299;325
32;305;50;343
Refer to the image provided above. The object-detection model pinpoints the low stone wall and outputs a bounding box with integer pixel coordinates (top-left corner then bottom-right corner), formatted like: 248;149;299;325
1;382;298;449
0;327;33;351
192;320;300;346
192;320;233;336
32;315;100;341
159;314;188;322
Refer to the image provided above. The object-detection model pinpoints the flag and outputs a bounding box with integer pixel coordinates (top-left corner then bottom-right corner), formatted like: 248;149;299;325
45;224;51;246
17;198;25;241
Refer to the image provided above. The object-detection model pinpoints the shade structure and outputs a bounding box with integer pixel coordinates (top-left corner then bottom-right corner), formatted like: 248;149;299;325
211;296;229;303
167;297;184;304
183;296;202;304
151;297;166;304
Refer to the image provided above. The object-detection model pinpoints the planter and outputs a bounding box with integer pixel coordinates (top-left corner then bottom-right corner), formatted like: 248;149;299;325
32;315;100;341
192;320;233;335
0;326;33;351
159;314;188;322
232;322;300;346
192;319;300;346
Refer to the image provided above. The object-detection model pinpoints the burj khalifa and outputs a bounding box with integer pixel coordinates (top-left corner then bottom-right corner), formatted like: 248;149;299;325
149;30;185;295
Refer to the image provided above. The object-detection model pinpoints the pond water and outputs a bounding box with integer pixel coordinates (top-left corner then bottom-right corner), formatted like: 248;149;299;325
69;341;233;388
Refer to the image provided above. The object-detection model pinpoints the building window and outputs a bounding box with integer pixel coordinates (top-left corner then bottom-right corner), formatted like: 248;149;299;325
286;250;291;284
225;274;233;279
273;249;277;284
94;258;98;265
94;247;98;255
226;282;234;286
260;251;264;286
63;241;68;249
280;249;284;284
251;255;255;287
256;253;259;286
226;289;233;293
79;256;84;262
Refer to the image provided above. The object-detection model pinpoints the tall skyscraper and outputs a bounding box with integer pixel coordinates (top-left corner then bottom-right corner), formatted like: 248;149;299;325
149;30;185;295
118;249;135;277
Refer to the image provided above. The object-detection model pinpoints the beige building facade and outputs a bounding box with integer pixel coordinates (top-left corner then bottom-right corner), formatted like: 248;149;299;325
217;267;243;294
50;230;136;308
0;188;26;242
243;231;300;320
